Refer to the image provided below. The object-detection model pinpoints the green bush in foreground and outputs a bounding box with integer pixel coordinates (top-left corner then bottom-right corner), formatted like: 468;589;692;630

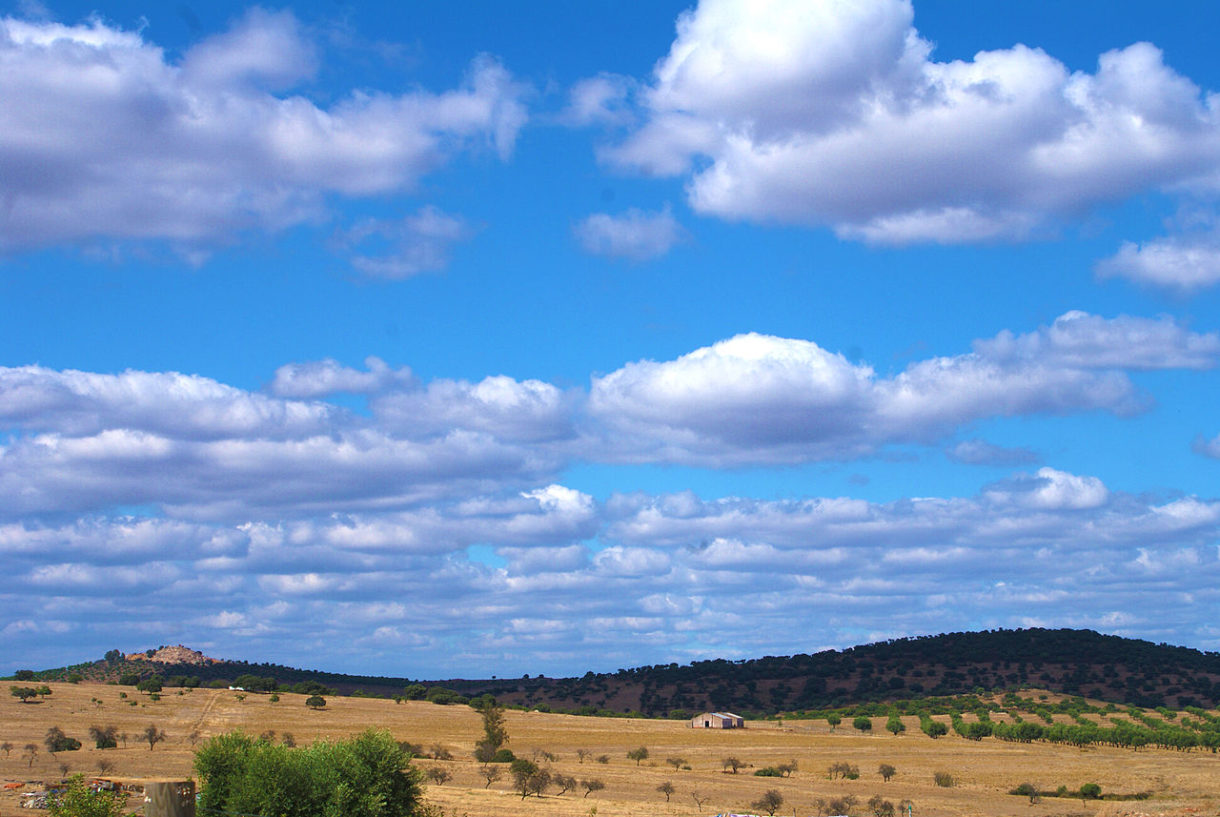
195;729;424;817
49;775;126;817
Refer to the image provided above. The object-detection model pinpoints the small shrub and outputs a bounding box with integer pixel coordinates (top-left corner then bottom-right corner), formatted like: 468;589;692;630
754;766;782;777
933;771;954;788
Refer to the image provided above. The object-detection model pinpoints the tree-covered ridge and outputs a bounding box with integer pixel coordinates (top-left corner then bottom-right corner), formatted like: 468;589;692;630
17;628;1220;717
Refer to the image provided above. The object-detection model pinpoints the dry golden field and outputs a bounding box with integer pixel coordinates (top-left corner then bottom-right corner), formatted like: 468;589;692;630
2;682;1218;817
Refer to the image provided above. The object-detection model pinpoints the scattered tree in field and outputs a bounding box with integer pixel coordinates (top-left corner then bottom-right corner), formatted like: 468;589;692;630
1080;783;1102;801
91;725;119;751
37;685;53;699
575;748;591;763
11;686;38;703
423;767;451;785
510;759;550;799
595;754;609;764
1011;782;1039;804
776;759;798;777
722;756;744;774
96;758;114;776
23;743;38;767
752;789;783;816
281;733;296;748
552;774;576;795
58;761;71;778
879;763;896;782
305;695;326;710
690;790;708;809
118;733;128;749
829;761;860;780
531;747;556;763
49;774;125;817
478;764;502;788
45;727;81;754
657;781;675;801
474;704;508;762
0;741;11;757
933;771;954;787
142;725;166;750
187;730;201;748
899;798;915;815
136;677;163;694
666;756;687;770
827;795;858;816
886;715;905;736
827;713;841;731
429;744;453;761
626;746;648;765
581;778;605;798
853;716;873;732
868;794;895;817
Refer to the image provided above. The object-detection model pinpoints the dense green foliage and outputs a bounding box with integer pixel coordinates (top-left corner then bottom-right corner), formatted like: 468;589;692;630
48;775;125;817
195;729;424;817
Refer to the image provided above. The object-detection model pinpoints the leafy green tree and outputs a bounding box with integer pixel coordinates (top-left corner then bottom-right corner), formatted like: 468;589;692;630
885;715;905;736
827;713;841;731
853;716;873;732
509;758;550;799
1080;783;1101;800
305;695;326;710
196;729;423;817
49;775;125;817
10;686;38;703
14;670;35;681
137;678;163;694
474;704;508;762
626;746;649;765
581;778;605;798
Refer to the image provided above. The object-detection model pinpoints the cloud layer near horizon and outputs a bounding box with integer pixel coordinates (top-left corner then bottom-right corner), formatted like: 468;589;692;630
2;312;1218;674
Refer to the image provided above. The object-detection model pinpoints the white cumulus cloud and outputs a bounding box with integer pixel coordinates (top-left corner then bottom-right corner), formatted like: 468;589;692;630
603;0;1220;244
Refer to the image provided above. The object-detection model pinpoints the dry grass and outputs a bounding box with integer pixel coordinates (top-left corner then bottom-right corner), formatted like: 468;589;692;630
2;683;1218;817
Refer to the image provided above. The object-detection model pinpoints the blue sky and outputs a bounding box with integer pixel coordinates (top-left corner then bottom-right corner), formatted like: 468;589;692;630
2;0;1219;679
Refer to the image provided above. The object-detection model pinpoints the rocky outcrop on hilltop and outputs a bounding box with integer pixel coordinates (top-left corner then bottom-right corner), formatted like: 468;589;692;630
125;645;218;665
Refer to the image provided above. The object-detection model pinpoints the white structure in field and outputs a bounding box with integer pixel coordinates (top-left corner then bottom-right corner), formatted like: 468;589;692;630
691;711;744;728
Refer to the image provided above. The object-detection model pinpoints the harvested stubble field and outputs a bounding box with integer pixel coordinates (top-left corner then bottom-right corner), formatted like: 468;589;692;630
2;683;1218;817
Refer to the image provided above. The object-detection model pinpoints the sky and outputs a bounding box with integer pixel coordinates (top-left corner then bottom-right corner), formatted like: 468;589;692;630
2;0;1219;679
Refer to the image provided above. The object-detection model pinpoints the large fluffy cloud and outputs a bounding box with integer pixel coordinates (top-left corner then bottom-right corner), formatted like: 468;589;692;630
586;312;1217;465
600;0;1220;244
0;312;1213;521
0;10;527;253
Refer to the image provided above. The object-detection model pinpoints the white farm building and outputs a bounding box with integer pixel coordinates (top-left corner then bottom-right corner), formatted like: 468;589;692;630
691;711;745;728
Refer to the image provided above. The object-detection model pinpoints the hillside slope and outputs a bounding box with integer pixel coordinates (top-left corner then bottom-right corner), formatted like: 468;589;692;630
23;628;1220;716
